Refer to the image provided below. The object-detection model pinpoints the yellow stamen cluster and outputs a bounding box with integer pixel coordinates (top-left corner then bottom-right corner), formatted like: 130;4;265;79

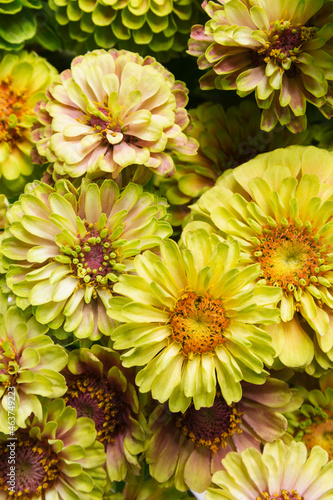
170;292;229;355
0;76;28;145
256;490;304;500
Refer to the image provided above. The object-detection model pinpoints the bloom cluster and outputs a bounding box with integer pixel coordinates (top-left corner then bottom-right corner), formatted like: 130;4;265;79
1;1;333;498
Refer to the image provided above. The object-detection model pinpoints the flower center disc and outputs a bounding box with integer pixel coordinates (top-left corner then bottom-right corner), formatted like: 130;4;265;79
0;436;59;498
65;373;124;443
170;292;229;355
177;391;243;452
302;409;333;459
0;76;27;144
257;490;304;500
253;223;324;292
66;222;126;289
254;21;316;68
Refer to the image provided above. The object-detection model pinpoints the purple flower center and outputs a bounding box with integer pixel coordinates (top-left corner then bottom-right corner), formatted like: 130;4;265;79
177;391;243;452
0;436;59;497
65;221;126;289
65;373;124;443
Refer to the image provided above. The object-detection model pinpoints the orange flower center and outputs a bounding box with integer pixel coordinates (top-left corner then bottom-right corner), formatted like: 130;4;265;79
302;409;333;460
257;491;304;500
252;222;326;293
0;75;28;145
170;292;229;355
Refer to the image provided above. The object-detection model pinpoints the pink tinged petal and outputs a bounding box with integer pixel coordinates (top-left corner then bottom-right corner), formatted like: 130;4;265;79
148;152;175;175
236;66;265;91
184;447;212;493
63;123;93;138
242;407;287;441
106;434;127;482
199;70;218;90
280;75;306;115
232;430;259;452
84;183;102;223
224;0;256;29
211;445;230;474
213;52;252;75
113;142;137;167
260;107;278;131
190;24;214;42
256;74;274;100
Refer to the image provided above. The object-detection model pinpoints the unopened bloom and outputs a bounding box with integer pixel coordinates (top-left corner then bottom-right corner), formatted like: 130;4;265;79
146;378;301;493
206;439;333;500
0;306;68;433
33;49;197;181
189;0;333;133
1;178;171;339
190;146;333;373
0;51;58;197
0;398;107;499
109;229;281;412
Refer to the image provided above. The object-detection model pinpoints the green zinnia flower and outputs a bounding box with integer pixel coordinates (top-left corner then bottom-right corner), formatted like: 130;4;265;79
189;145;333;374
0;398;107;498
0;306;68;433
32;49;197;182
0;51;58;198
108;228;281;412
287;387;333;460
146;378;301;493
188;0;333;133
64;345;148;483
48;0;200;59
206;439;333;500
1;178;171;339
156;99;313;228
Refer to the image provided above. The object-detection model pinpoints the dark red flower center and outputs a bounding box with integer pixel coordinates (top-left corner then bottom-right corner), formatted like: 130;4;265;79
0;436;59;498
177;391;243;452
65;373;124;443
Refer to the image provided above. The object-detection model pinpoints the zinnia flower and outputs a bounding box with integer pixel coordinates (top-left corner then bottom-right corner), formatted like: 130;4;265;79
156;99;312;227
189;146;333;373
48;0;200;60
188;0;333;133
32;49;197;181
287;387;333;459
0;306;68;433
64;345;148;483
0;51;58;197
146;378;301;493
108;228;281;412
206;439;333;500
0;398;107;499
1;178;171;339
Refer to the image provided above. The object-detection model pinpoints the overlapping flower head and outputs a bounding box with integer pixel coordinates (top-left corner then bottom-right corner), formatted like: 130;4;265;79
206;439;333;500
0;51;58;197
0;398;107;499
145;378;301;493
64;345;147;483
156;99;313;227
108;228;281;413
0;306;68;432
32;48;197;183
188;0;333;133
189;145;333;374
48;0;201;60
287;387;333;459
1;178;171;339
